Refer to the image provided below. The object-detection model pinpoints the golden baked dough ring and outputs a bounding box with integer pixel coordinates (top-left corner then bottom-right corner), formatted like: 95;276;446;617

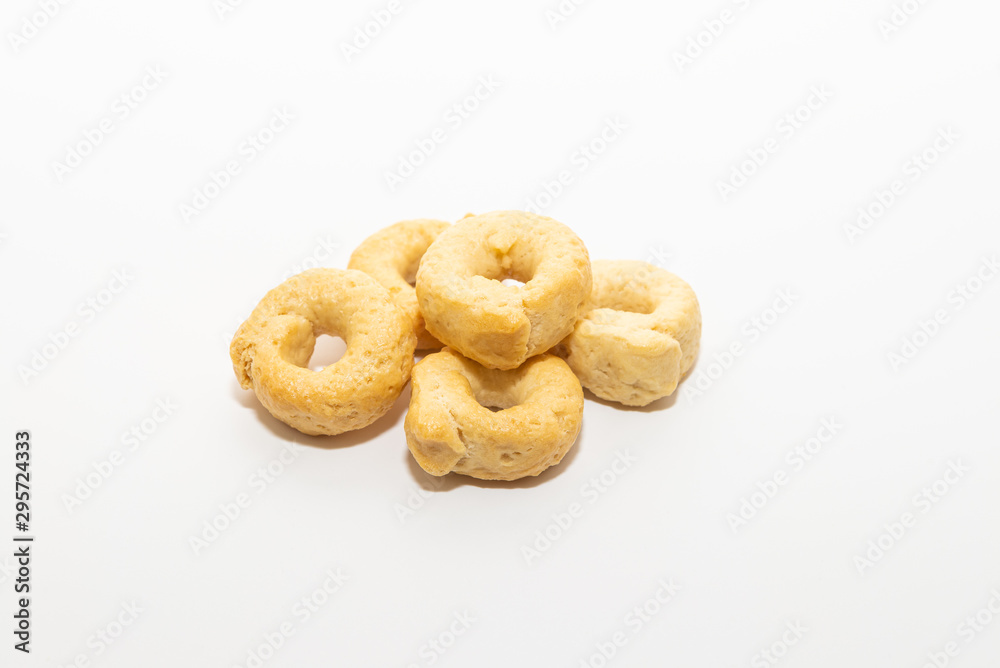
416;210;592;370
230;268;416;435
558;259;701;407
347;218;450;349
405;348;583;481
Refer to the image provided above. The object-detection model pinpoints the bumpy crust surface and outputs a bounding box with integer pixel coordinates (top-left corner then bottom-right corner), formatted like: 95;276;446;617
415;210;592;370
557;260;701;407
347;219;450;349
230;269;416;435
405;348;583;481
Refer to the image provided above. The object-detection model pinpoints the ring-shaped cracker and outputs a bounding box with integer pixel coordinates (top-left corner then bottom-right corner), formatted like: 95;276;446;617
405;348;583;481
415;210;592;370
230;268;416;435
348;218;450;349
557;259;701;407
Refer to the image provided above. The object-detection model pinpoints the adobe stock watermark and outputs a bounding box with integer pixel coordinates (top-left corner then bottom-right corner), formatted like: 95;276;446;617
521;449;636;565
0;556;16;587
340;0;412;63
394;470;447;524
619;246;673;296
56;601;144;668
232;567;350;668
7;0;73;53
179;106;295;223
853;459;969;575
17;268;134;385
189;441;307;556
279;235;341;281
51;65;168;183
544;0;590;31
919;588;1000;668
672;0;756;73
383;75;500;191
523;116;628;214
405;611;476;668
751;621;808;668
716;85;833;202
843;126;958;244
577;579;680;668
642;245;672;269
877;0;930;40
222;312;251;353
214;0;249;21
727;417;843;533
682;288;798;404
62;398;179;514
887;255;997;371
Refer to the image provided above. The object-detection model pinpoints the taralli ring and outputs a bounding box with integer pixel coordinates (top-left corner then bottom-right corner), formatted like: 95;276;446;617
416;210;592;369
405;348;583;481
230;268;416;435
348;218;450;350
557;259;701;407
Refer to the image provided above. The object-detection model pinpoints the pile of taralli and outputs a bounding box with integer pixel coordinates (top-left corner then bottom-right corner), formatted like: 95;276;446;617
230;210;701;481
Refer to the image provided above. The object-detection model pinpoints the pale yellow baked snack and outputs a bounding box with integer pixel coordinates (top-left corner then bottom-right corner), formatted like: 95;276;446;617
347;218;450;349
405;348;583;480
230;268;416;435
416;210;592;370
556;260;701;407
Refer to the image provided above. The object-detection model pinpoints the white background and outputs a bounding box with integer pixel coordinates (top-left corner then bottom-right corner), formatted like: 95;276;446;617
2;0;1000;666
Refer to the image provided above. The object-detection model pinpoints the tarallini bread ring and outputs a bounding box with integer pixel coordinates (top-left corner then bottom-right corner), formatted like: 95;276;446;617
416;210;592;370
347;218;450;349
557;259;701;407
230;268;416;435
405;347;583;481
